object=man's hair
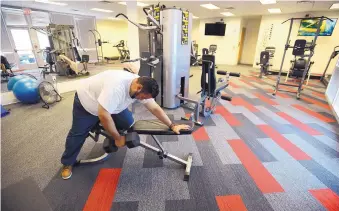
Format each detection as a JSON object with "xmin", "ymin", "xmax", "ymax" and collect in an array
[{"xmin": 137, "ymin": 77, "xmax": 159, "ymax": 98}]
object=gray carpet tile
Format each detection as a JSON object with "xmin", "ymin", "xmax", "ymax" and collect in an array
[
  {"xmin": 2, "ymin": 177, "xmax": 53, "ymax": 211},
  {"xmin": 313, "ymin": 135, "xmax": 339, "ymax": 152},
  {"xmin": 232, "ymin": 113, "xmax": 277, "ymax": 162},
  {"xmin": 264, "ymin": 190, "xmax": 326, "ymax": 211},
  {"xmin": 299, "ymin": 160, "xmax": 339, "ymax": 195}
]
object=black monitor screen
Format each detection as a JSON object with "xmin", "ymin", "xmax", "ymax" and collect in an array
[{"xmin": 205, "ymin": 23, "xmax": 226, "ymax": 36}]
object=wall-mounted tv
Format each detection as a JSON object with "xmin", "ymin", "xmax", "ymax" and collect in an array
[
  {"xmin": 298, "ymin": 18, "xmax": 337, "ymax": 36},
  {"xmin": 205, "ymin": 23, "xmax": 226, "ymax": 36}
]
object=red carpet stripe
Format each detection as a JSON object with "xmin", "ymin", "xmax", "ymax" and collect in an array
[
  {"xmin": 258, "ymin": 125, "xmax": 311, "ymax": 160},
  {"xmin": 192, "ymin": 126, "xmax": 210, "ymax": 141},
  {"xmin": 228, "ymin": 139, "xmax": 284, "ymax": 193},
  {"xmin": 229, "ymin": 81, "xmax": 240, "ymax": 88},
  {"xmin": 231, "ymin": 97, "xmax": 258, "ymax": 112},
  {"xmin": 302, "ymin": 96, "xmax": 331, "ymax": 110},
  {"xmin": 277, "ymin": 112, "xmax": 322, "ymax": 135},
  {"xmin": 292, "ymin": 104, "xmax": 335, "ymax": 123},
  {"xmin": 215, "ymin": 106, "xmax": 241, "ymax": 126},
  {"xmin": 309, "ymin": 189, "xmax": 339, "ymax": 211},
  {"xmin": 83, "ymin": 168, "xmax": 122, "ymax": 211},
  {"xmin": 216, "ymin": 195, "xmax": 248, "ymax": 211},
  {"xmin": 239, "ymin": 78, "xmax": 255, "ymax": 88},
  {"xmin": 312, "ymin": 91, "xmax": 326, "ymax": 99},
  {"xmin": 254, "ymin": 93, "xmax": 278, "ymax": 105}
]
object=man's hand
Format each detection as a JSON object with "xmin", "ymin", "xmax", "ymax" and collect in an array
[
  {"xmin": 171, "ymin": 124, "xmax": 191, "ymax": 134},
  {"xmin": 115, "ymin": 136, "xmax": 126, "ymax": 147}
]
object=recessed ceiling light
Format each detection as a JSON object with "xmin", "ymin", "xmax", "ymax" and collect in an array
[
  {"xmin": 35, "ymin": 0, "xmax": 67, "ymax": 6},
  {"xmin": 200, "ymin": 4, "xmax": 220, "ymax": 10},
  {"xmin": 268, "ymin": 8, "xmax": 281, "ymax": 13},
  {"xmin": 260, "ymin": 0, "xmax": 277, "ymax": 5},
  {"xmin": 118, "ymin": 2, "xmax": 149, "ymax": 7},
  {"xmin": 221, "ymin": 12, "xmax": 234, "ymax": 16},
  {"xmin": 330, "ymin": 3, "xmax": 339, "ymax": 9},
  {"xmin": 91, "ymin": 8, "xmax": 113, "ymax": 13},
  {"xmin": 192, "ymin": 15, "xmax": 199, "ymax": 19}
]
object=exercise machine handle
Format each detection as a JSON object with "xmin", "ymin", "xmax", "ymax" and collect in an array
[
  {"xmin": 217, "ymin": 70, "xmax": 227, "ymax": 75},
  {"xmin": 221, "ymin": 95, "xmax": 232, "ymax": 101},
  {"xmin": 121, "ymin": 58, "xmax": 147, "ymax": 63},
  {"xmin": 229, "ymin": 72, "xmax": 241, "ymax": 77},
  {"xmin": 143, "ymin": 8, "xmax": 149, "ymax": 16},
  {"xmin": 115, "ymin": 13, "xmax": 159, "ymax": 31}
]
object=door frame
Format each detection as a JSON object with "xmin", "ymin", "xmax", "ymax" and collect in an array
[{"xmin": 237, "ymin": 27, "xmax": 246, "ymax": 64}]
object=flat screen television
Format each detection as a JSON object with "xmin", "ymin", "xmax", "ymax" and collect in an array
[
  {"xmin": 205, "ymin": 23, "xmax": 226, "ymax": 36},
  {"xmin": 298, "ymin": 18, "xmax": 337, "ymax": 36}
]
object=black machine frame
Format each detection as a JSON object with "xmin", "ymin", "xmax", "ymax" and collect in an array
[
  {"xmin": 273, "ymin": 16, "xmax": 334, "ymax": 99},
  {"xmin": 320, "ymin": 45, "xmax": 339, "ymax": 86}
]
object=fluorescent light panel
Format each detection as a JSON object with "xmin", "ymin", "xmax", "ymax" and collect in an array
[
  {"xmin": 260, "ymin": 0, "xmax": 276, "ymax": 5},
  {"xmin": 221, "ymin": 12, "xmax": 234, "ymax": 16},
  {"xmin": 330, "ymin": 3, "xmax": 339, "ymax": 9},
  {"xmin": 268, "ymin": 8, "xmax": 281, "ymax": 13},
  {"xmin": 35, "ymin": 0, "xmax": 67, "ymax": 6},
  {"xmin": 91, "ymin": 8, "xmax": 113, "ymax": 13},
  {"xmin": 192, "ymin": 15, "xmax": 199, "ymax": 19},
  {"xmin": 200, "ymin": 4, "xmax": 220, "ymax": 10},
  {"xmin": 118, "ymin": 2, "xmax": 149, "ymax": 7}
]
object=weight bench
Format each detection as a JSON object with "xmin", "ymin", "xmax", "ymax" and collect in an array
[{"xmin": 78, "ymin": 119, "xmax": 194, "ymax": 181}]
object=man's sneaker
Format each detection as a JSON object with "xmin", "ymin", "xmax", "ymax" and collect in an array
[{"xmin": 61, "ymin": 165, "xmax": 72, "ymax": 180}]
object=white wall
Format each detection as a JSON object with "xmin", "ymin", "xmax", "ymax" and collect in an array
[
  {"xmin": 254, "ymin": 11, "xmax": 339, "ymax": 75},
  {"xmin": 196, "ymin": 17, "xmax": 242, "ymax": 65},
  {"xmin": 96, "ymin": 20, "xmax": 128, "ymax": 58},
  {"xmin": 240, "ymin": 17, "xmax": 261, "ymax": 65},
  {"xmin": 192, "ymin": 19, "xmax": 200, "ymax": 42}
]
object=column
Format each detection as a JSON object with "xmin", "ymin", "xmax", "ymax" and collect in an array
[{"xmin": 126, "ymin": 1, "xmax": 140, "ymax": 69}]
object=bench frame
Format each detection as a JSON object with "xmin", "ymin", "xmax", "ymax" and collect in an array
[{"xmin": 77, "ymin": 122, "xmax": 193, "ymax": 181}]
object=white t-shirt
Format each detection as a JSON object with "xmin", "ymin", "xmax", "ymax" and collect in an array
[{"xmin": 77, "ymin": 70, "xmax": 154, "ymax": 116}]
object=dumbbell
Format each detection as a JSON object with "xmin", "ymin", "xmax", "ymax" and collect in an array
[
  {"xmin": 125, "ymin": 132, "xmax": 141, "ymax": 148},
  {"xmin": 103, "ymin": 138, "xmax": 118, "ymax": 153}
]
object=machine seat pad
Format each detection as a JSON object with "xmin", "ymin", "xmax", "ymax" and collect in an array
[{"xmin": 129, "ymin": 120, "xmax": 194, "ymax": 135}]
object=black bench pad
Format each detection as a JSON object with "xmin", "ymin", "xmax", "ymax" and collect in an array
[{"xmin": 128, "ymin": 120, "xmax": 194, "ymax": 135}]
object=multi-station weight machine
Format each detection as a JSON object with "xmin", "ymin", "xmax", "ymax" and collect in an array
[
  {"xmin": 33, "ymin": 24, "xmax": 89, "ymax": 78},
  {"xmin": 116, "ymin": 4, "xmax": 239, "ymax": 126},
  {"xmin": 273, "ymin": 16, "xmax": 333, "ymax": 99}
]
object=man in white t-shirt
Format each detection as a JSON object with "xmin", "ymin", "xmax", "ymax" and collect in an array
[{"xmin": 61, "ymin": 70, "xmax": 190, "ymax": 179}]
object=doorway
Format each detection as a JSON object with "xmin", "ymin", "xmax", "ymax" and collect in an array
[{"xmin": 237, "ymin": 27, "xmax": 246, "ymax": 64}]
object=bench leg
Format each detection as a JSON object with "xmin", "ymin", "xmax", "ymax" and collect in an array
[
  {"xmin": 76, "ymin": 153, "xmax": 110, "ymax": 165},
  {"xmin": 139, "ymin": 141, "xmax": 193, "ymax": 181}
]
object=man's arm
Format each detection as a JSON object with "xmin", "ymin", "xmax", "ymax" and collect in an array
[
  {"xmin": 98, "ymin": 104, "xmax": 125, "ymax": 147},
  {"xmin": 143, "ymin": 100, "xmax": 172, "ymax": 127},
  {"xmin": 143, "ymin": 100, "xmax": 191, "ymax": 134}
]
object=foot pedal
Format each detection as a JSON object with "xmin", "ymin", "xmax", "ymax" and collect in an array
[{"xmin": 184, "ymin": 153, "xmax": 193, "ymax": 181}]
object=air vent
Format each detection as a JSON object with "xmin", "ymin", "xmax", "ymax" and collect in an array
[
  {"xmin": 72, "ymin": 9, "xmax": 79, "ymax": 11},
  {"xmin": 100, "ymin": 0, "xmax": 114, "ymax": 4},
  {"xmin": 297, "ymin": 1, "xmax": 314, "ymax": 4},
  {"xmin": 224, "ymin": 7, "xmax": 235, "ymax": 10}
]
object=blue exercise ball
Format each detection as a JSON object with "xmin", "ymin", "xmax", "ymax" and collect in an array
[
  {"xmin": 12, "ymin": 78, "xmax": 40, "ymax": 104},
  {"xmin": 7, "ymin": 75, "xmax": 28, "ymax": 91}
]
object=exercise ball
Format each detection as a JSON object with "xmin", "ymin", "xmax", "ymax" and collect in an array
[
  {"xmin": 7, "ymin": 75, "xmax": 28, "ymax": 91},
  {"xmin": 12, "ymin": 78, "xmax": 40, "ymax": 104}
]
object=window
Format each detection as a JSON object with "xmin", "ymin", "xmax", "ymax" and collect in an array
[{"xmin": 2, "ymin": 8, "xmax": 27, "ymax": 26}]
